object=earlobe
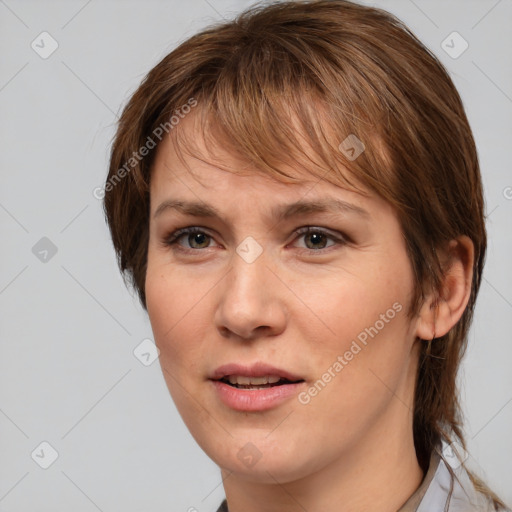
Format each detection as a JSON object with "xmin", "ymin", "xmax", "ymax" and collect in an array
[{"xmin": 415, "ymin": 236, "xmax": 474, "ymax": 340}]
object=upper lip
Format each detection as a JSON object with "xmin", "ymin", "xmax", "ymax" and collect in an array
[{"xmin": 210, "ymin": 362, "xmax": 304, "ymax": 382}]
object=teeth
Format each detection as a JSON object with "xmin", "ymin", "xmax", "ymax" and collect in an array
[{"xmin": 227, "ymin": 375, "xmax": 281, "ymax": 385}]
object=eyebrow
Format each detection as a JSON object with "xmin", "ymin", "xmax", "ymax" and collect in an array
[{"xmin": 153, "ymin": 198, "xmax": 369, "ymax": 221}]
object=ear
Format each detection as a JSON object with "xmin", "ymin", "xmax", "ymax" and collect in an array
[{"xmin": 415, "ymin": 236, "xmax": 474, "ymax": 340}]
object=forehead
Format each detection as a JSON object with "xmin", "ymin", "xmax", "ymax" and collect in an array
[
  {"xmin": 148, "ymin": 126, "xmax": 387, "ymax": 229},
  {"xmin": 150, "ymin": 132, "xmax": 369, "ymax": 213}
]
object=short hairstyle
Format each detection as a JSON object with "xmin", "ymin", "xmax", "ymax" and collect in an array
[{"xmin": 103, "ymin": 0, "xmax": 502, "ymax": 506}]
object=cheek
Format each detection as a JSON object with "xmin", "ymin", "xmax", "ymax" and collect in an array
[
  {"xmin": 295, "ymin": 251, "xmax": 413, "ymax": 347},
  {"xmin": 145, "ymin": 267, "xmax": 200, "ymax": 362},
  {"xmin": 145, "ymin": 268, "xmax": 210, "ymax": 415},
  {"xmin": 296, "ymin": 250, "xmax": 416, "ymax": 403}
]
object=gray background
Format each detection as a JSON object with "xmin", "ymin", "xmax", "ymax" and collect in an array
[{"xmin": 1, "ymin": 0, "xmax": 511, "ymax": 510}]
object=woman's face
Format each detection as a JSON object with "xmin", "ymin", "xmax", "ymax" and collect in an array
[{"xmin": 145, "ymin": 127, "xmax": 422, "ymax": 483}]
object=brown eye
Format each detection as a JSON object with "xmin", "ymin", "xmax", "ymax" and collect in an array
[
  {"xmin": 293, "ymin": 227, "xmax": 343, "ymax": 251},
  {"xmin": 304, "ymin": 231, "xmax": 329, "ymax": 250},
  {"xmin": 164, "ymin": 227, "xmax": 215, "ymax": 250},
  {"xmin": 186, "ymin": 232, "xmax": 211, "ymax": 249}
]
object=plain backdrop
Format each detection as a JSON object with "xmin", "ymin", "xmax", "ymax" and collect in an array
[{"xmin": 1, "ymin": 0, "xmax": 511, "ymax": 510}]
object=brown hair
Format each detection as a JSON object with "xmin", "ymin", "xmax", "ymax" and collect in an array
[{"xmin": 104, "ymin": 0, "xmax": 505, "ymax": 507}]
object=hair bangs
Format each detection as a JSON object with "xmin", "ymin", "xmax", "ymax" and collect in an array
[{"xmin": 158, "ymin": 30, "xmax": 397, "ymax": 203}]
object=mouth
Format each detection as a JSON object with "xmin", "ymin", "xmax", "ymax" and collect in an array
[
  {"xmin": 209, "ymin": 362, "xmax": 306, "ymax": 411},
  {"xmin": 216, "ymin": 375, "xmax": 305, "ymax": 390}
]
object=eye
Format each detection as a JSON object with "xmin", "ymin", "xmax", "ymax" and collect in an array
[
  {"xmin": 162, "ymin": 226, "xmax": 347, "ymax": 254},
  {"xmin": 163, "ymin": 227, "xmax": 216, "ymax": 251},
  {"xmin": 292, "ymin": 227, "xmax": 346, "ymax": 251}
]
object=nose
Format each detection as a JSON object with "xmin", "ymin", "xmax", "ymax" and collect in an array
[{"xmin": 214, "ymin": 249, "xmax": 287, "ymax": 341}]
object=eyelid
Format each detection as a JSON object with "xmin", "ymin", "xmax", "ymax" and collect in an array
[
  {"xmin": 162, "ymin": 226, "xmax": 219, "ymax": 248},
  {"xmin": 292, "ymin": 226, "xmax": 346, "ymax": 241}
]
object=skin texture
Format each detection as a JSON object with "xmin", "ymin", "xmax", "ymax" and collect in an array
[{"xmin": 144, "ymin": 115, "xmax": 473, "ymax": 512}]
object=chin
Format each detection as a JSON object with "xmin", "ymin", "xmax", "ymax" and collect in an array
[{"xmin": 203, "ymin": 436, "xmax": 318, "ymax": 484}]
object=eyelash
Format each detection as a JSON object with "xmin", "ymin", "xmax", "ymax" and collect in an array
[{"xmin": 162, "ymin": 226, "xmax": 348, "ymax": 254}]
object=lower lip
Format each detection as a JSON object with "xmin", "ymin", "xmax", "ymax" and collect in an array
[{"xmin": 210, "ymin": 380, "xmax": 305, "ymax": 412}]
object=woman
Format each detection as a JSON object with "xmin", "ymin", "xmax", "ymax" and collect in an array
[{"xmin": 103, "ymin": 1, "xmax": 510, "ymax": 510}]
